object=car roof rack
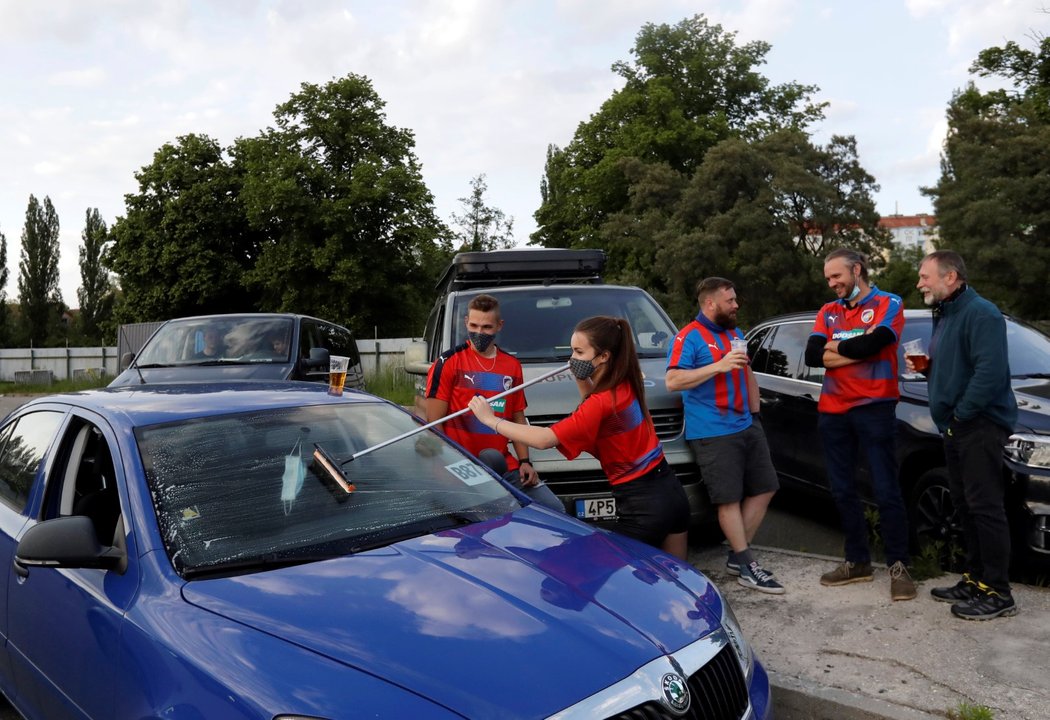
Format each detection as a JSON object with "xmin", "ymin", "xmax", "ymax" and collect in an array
[{"xmin": 436, "ymin": 249, "xmax": 607, "ymax": 292}]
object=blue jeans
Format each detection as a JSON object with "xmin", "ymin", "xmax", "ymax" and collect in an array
[
  {"xmin": 818, "ymin": 401, "xmax": 909, "ymax": 565},
  {"xmin": 506, "ymin": 469, "xmax": 565, "ymax": 513}
]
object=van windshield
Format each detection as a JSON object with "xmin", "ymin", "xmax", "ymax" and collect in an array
[
  {"xmin": 137, "ymin": 317, "xmax": 296, "ymax": 366},
  {"xmin": 453, "ymin": 287, "xmax": 678, "ymax": 361}
]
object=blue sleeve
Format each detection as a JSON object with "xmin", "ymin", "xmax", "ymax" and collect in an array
[{"xmin": 954, "ymin": 307, "xmax": 1010, "ymax": 422}]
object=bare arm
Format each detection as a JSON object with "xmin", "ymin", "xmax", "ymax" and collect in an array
[
  {"xmin": 747, "ymin": 367, "xmax": 761, "ymax": 413},
  {"xmin": 469, "ymin": 396, "xmax": 559, "ymax": 449},
  {"xmin": 665, "ymin": 350, "xmax": 748, "ymax": 392},
  {"xmin": 424, "ymin": 397, "xmax": 450, "ymax": 423},
  {"xmin": 822, "ymin": 341, "xmax": 860, "ymax": 368}
]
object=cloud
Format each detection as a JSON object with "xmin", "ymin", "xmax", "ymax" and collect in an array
[{"xmin": 47, "ymin": 66, "xmax": 106, "ymax": 88}]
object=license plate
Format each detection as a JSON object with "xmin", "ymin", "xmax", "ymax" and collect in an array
[{"xmin": 575, "ymin": 497, "xmax": 617, "ymax": 520}]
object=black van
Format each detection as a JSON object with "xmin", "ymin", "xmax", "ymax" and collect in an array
[{"xmin": 109, "ymin": 313, "xmax": 365, "ymax": 389}]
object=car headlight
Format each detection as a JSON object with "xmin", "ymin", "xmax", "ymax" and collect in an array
[
  {"xmin": 1006, "ymin": 433, "xmax": 1050, "ymax": 469},
  {"xmin": 719, "ymin": 593, "xmax": 754, "ymax": 682}
]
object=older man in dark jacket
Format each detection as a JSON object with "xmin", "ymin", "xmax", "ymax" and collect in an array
[{"xmin": 913, "ymin": 250, "xmax": 1018, "ymax": 620}]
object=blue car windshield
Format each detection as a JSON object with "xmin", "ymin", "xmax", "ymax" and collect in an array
[
  {"xmin": 136, "ymin": 402, "xmax": 519, "ymax": 578},
  {"xmin": 899, "ymin": 315, "xmax": 1050, "ymax": 378}
]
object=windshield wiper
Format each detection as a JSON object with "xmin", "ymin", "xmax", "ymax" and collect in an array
[
  {"xmin": 135, "ymin": 363, "xmax": 175, "ymax": 369},
  {"xmin": 1013, "ymin": 373, "xmax": 1050, "ymax": 379},
  {"xmin": 183, "ymin": 553, "xmax": 336, "ymax": 580},
  {"xmin": 190, "ymin": 359, "xmax": 250, "ymax": 366}
]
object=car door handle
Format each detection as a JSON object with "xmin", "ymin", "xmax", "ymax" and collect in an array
[{"xmin": 13, "ymin": 558, "xmax": 29, "ymax": 579}]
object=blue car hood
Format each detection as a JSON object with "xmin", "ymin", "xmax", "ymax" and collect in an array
[
  {"xmin": 110, "ymin": 364, "xmax": 292, "ymax": 386},
  {"xmin": 181, "ymin": 513, "xmax": 724, "ymax": 718}
]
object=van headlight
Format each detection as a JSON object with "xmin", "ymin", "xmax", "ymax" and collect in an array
[
  {"xmin": 1006, "ymin": 434, "xmax": 1050, "ymax": 469},
  {"xmin": 720, "ymin": 596, "xmax": 754, "ymax": 681}
]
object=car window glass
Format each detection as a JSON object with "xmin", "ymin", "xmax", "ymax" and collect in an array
[
  {"xmin": 315, "ymin": 322, "xmax": 361, "ymax": 365},
  {"xmin": 0, "ymin": 411, "xmax": 65, "ymax": 511},
  {"xmin": 137, "ymin": 317, "xmax": 295, "ymax": 365},
  {"xmin": 44, "ymin": 420, "xmax": 122, "ymax": 544},
  {"xmin": 455, "ymin": 287, "xmax": 678, "ymax": 361},
  {"xmin": 762, "ymin": 322, "xmax": 811, "ymax": 380},
  {"xmin": 747, "ymin": 327, "xmax": 772, "ymax": 373},
  {"xmin": 1004, "ymin": 319, "xmax": 1050, "ymax": 377},
  {"xmin": 137, "ymin": 402, "xmax": 519, "ymax": 577}
]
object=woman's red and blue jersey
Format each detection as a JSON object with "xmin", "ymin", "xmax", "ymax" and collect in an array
[
  {"xmin": 810, "ymin": 287, "xmax": 904, "ymax": 414},
  {"xmin": 666, "ymin": 314, "xmax": 751, "ymax": 439},
  {"xmin": 551, "ymin": 382, "xmax": 664, "ymax": 485},
  {"xmin": 424, "ymin": 343, "xmax": 526, "ymax": 469}
]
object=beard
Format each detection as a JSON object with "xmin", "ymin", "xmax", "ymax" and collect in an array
[
  {"xmin": 714, "ymin": 310, "xmax": 737, "ymax": 329},
  {"xmin": 922, "ymin": 291, "xmax": 937, "ymax": 307}
]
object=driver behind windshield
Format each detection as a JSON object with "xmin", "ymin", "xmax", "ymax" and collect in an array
[{"xmin": 194, "ymin": 327, "xmax": 224, "ymax": 359}]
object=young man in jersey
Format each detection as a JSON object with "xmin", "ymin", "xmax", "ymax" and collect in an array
[
  {"xmin": 666, "ymin": 277, "xmax": 784, "ymax": 594},
  {"xmin": 424, "ymin": 293, "xmax": 563, "ymax": 512},
  {"xmin": 805, "ymin": 248, "xmax": 916, "ymax": 601}
]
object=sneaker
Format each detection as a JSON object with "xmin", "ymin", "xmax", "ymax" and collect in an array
[
  {"xmin": 820, "ymin": 561, "xmax": 874, "ymax": 586},
  {"xmin": 889, "ymin": 561, "xmax": 917, "ymax": 601},
  {"xmin": 726, "ymin": 558, "xmax": 740, "ymax": 576},
  {"xmin": 737, "ymin": 561, "xmax": 785, "ymax": 595},
  {"xmin": 931, "ymin": 573, "xmax": 978, "ymax": 603},
  {"xmin": 950, "ymin": 584, "xmax": 1018, "ymax": 620}
]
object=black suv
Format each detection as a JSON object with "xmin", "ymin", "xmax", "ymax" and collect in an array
[{"xmin": 746, "ymin": 309, "xmax": 1050, "ymax": 570}]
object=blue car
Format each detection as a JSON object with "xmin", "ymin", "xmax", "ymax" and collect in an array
[{"xmin": 0, "ymin": 383, "xmax": 770, "ymax": 719}]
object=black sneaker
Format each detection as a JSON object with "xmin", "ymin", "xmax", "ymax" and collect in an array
[
  {"xmin": 737, "ymin": 561, "xmax": 785, "ymax": 595},
  {"xmin": 950, "ymin": 584, "xmax": 1018, "ymax": 621},
  {"xmin": 726, "ymin": 556, "xmax": 740, "ymax": 576},
  {"xmin": 931, "ymin": 573, "xmax": 977, "ymax": 604}
]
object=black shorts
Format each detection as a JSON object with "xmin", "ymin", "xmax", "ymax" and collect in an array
[
  {"xmin": 609, "ymin": 459, "xmax": 690, "ymax": 548},
  {"xmin": 689, "ymin": 423, "xmax": 779, "ymax": 505}
]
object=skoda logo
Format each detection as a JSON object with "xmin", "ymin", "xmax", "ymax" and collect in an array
[{"xmin": 661, "ymin": 672, "xmax": 691, "ymax": 715}]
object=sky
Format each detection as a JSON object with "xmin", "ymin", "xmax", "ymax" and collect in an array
[{"xmin": 1, "ymin": 0, "xmax": 1045, "ymax": 309}]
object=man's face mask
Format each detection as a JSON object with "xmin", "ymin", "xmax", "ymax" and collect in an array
[
  {"xmin": 569, "ymin": 357, "xmax": 597, "ymax": 380},
  {"xmin": 469, "ymin": 331, "xmax": 497, "ymax": 353}
]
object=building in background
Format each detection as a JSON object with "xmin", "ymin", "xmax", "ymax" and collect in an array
[{"xmin": 879, "ymin": 213, "xmax": 938, "ymax": 253}]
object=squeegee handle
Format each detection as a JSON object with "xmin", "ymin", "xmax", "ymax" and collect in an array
[{"xmin": 348, "ymin": 362, "xmax": 571, "ymax": 462}]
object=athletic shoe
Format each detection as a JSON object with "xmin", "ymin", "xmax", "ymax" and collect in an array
[
  {"xmin": 889, "ymin": 561, "xmax": 917, "ymax": 601},
  {"xmin": 820, "ymin": 561, "xmax": 874, "ymax": 586},
  {"xmin": 950, "ymin": 584, "xmax": 1018, "ymax": 620},
  {"xmin": 930, "ymin": 573, "xmax": 978, "ymax": 603},
  {"xmin": 737, "ymin": 561, "xmax": 785, "ymax": 595},
  {"xmin": 726, "ymin": 558, "xmax": 740, "ymax": 576}
]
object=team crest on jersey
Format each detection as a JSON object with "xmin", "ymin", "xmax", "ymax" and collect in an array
[
  {"xmin": 503, "ymin": 375, "xmax": 513, "ymax": 391},
  {"xmin": 861, "ymin": 309, "xmax": 875, "ymax": 324}
]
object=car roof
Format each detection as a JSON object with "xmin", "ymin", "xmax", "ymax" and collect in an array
[
  {"xmin": 161, "ymin": 312, "xmax": 324, "ymax": 324},
  {"xmin": 20, "ymin": 382, "xmax": 384, "ymax": 428},
  {"xmin": 752, "ymin": 308, "xmax": 936, "ymax": 326}
]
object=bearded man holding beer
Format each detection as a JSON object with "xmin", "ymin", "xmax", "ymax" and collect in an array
[{"xmin": 803, "ymin": 248, "xmax": 916, "ymax": 602}]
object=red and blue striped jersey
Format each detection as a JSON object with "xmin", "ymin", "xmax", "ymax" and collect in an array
[
  {"xmin": 551, "ymin": 382, "xmax": 664, "ymax": 485},
  {"xmin": 424, "ymin": 343, "xmax": 526, "ymax": 469},
  {"xmin": 666, "ymin": 315, "xmax": 751, "ymax": 439},
  {"xmin": 811, "ymin": 287, "xmax": 904, "ymax": 414}
]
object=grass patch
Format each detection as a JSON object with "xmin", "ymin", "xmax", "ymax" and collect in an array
[
  {"xmin": 365, "ymin": 366, "xmax": 419, "ymax": 407},
  {"xmin": 0, "ymin": 376, "xmax": 109, "ymax": 395},
  {"xmin": 947, "ymin": 702, "xmax": 995, "ymax": 720}
]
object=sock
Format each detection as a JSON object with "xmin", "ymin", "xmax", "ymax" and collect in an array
[{"xmin": 731, "ymin": 548, "xmax": 755, "ymax": 567}]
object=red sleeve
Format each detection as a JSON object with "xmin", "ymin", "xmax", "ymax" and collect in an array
[
  {"xmin": 551, "ymin": 392, "xmax": 607, "ymax": 461},
  {"xmin": 425, "ymin": 354, "xmax": 456, "ymax": 403},
  {"xmin": 812, "ymin": 305, "xmax": 829, "ymax": 339}
]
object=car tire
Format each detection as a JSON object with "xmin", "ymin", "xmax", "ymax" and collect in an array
[{"xmin": 908, "ymin": 467, "xmax": 966, "ymax": 571}]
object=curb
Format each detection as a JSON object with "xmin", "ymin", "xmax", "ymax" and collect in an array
[{"xmin": 769, "ymin": 671, "xmax": 939, "ymax": 720}]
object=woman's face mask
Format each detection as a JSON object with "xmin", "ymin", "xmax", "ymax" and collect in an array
[{"xmin": 569, "ymin": 357, "xmax": 596, "ymax": 380}]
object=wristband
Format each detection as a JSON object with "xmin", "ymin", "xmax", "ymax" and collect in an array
[{"xmin": 519, "ymin": 459, "xmax": 532, "ymax": 466}]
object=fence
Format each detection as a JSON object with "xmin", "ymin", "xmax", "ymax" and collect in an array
[{"xmin": 0, "ymin": 338, "xmax": 418, "ymax": 385}]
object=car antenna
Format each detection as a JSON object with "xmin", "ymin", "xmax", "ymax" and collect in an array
[{"xmin": 336, "ymin": 363, "xmax": 570, "ymax": 479}]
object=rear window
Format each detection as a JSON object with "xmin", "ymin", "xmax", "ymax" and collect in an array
[{"xmin": 452, "ymin": 287, "xmax": 678, "ymax": 361}]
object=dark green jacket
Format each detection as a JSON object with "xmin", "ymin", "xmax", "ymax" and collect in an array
[{"xmin": 927, "ymin": 286, "xmax": 1017, "ymax": 433}]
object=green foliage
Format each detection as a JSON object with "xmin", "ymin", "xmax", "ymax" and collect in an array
[
  {"xmin": 17, "ymin": 195, "xmax": 64, "ymax": 346},
  {"xmin": 924, "ymin": 36, "xmax": 1050, "ymax": 320},
  {"xmin": 76, "ymin": 208, "xmax": 116, "ymax": 344},
  {"xmin": 365, "ymin": 365, "xmax": 418, "ymax": 407},
  {"xmin": 450, "ymin": 174, "xmax": 515, "ymax": 252},
  {"xmin": 108, "ymin": 134, "xmax": 263, "ymax": 323},
  {"xmin": 874, "ymin": 243, "xmax": 927, "ymax": 309},
  {"xmin": 947, "ymin": 702, "xmax": 995, "ymax": 720},
  {"xmin": 235, "ymin": 74, "xmax": 452, "ymax": 337},
  {"xmin": 533, "ymin": 14, "xmax": 825, "ymax": 264},
  {"xmin": 0, "ymin": 225, "xmax": 8, "ymax": 345}
]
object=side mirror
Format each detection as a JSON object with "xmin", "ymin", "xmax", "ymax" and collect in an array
[
  {"xmin": 404, "ymin": 340, "xmax": 432, "ymax": 375},
  {"xmin": 120, "ymin": 352, "xmax": 135, "ymax": 370},
  {"xmin": 302, "ymin": 347, "xmax": 331, "ymax": 370},
  {"xmin": 15, "ymin": 516, "xmax": 125, "ymax": 573}
]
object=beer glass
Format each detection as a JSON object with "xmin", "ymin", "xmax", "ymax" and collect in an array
[
  {"xmin": 902, "ymin": 339, "xmax": 928, "ymax": 373},
  {"xmin": 328, "ymin": 355, "xmax": 350, "ymax": 395}
]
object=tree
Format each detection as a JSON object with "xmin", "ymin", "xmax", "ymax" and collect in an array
[
  {"xmin": 0, "ymin": 225, "xmax": 8, "ymax": 345},
  {"xmin": 874, "ymin": 242, "xmax": 926, "ymax": 309},
  {"xmin": 108, "ymin": 133, "xmax": 262, "ymax": 322},
  {"xmin": 533, "ymin": 14, "xmax": 825, "ymax": 267},
  {"xmin": 235, "ymin": 74, "xmax": 451, "ymax": 337},
  {"xmin": 17, "ymin": 195, "xmax": 63, "ymax": 346},
  {"xmin": 77, "ymin": 208, "xmax": 115, "ymax": 344},
  {"xmin": 923, "ymin": 35, "xmax": 1050, "ymax": 319},
  {"xmin": 450, "ymin": 174, "xmax": 515, "ymax": 251}
]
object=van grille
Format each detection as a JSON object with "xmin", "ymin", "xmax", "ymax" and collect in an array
[
  {"xmin": 602, "ymin": 645, "xmax": 748, "ymax": 720},
  {"xmin": 528, "ymin": 407, "xmax": 683, "ymax": 440}
]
